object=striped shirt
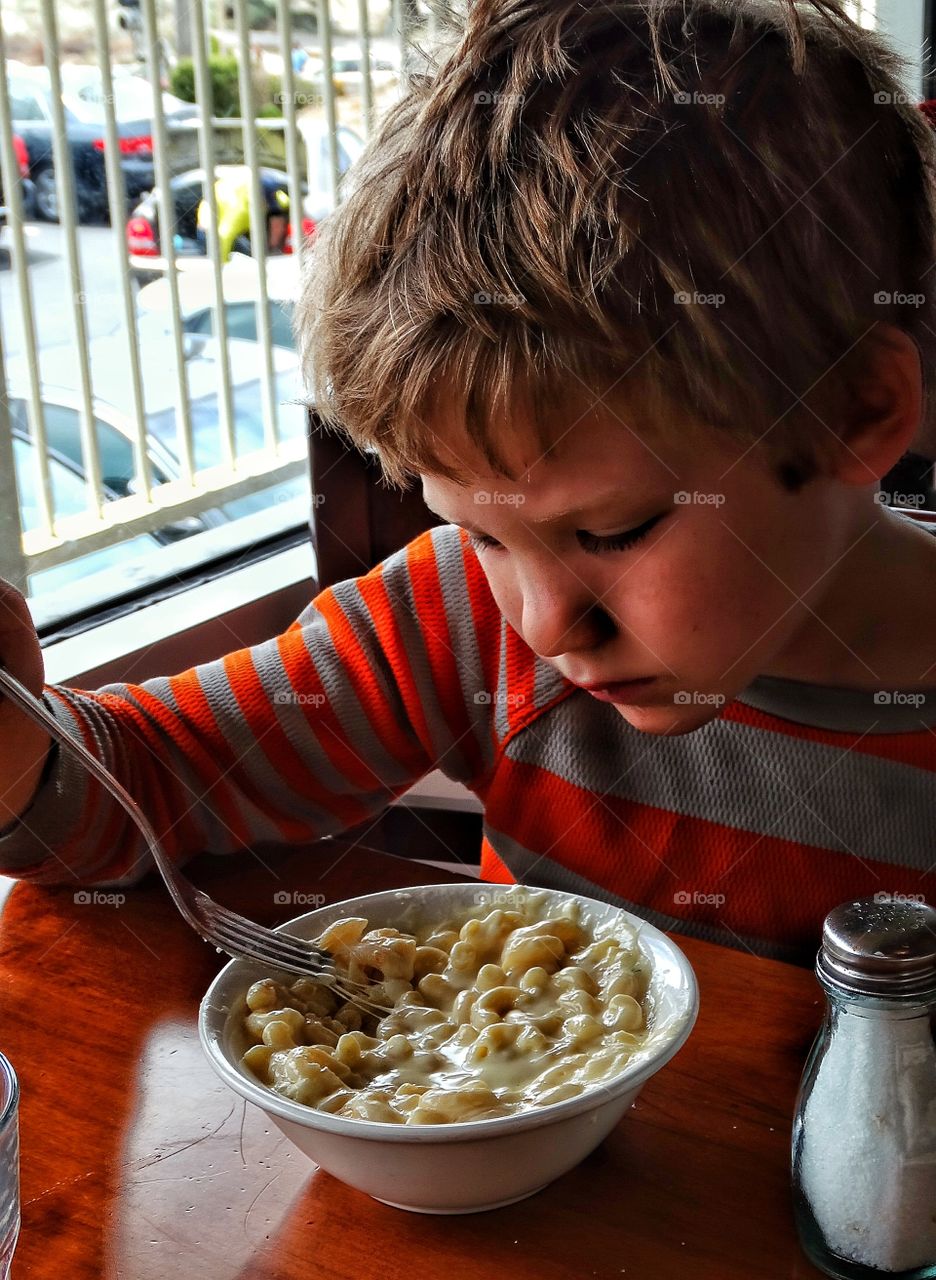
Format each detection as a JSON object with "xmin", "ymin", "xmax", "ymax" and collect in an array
[{"xmin": 3, "ymin": 523, "xmax": 935, "ymax": 965}]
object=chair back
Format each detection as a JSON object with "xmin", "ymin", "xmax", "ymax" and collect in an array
[{"xmin": 307, "ymin": 408, "xmax": 443, "ymax": 590}]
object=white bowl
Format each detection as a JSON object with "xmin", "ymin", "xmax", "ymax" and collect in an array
[{"xmin": 199, "ymin": 883, "xmax": 699, "ymax": 1214}]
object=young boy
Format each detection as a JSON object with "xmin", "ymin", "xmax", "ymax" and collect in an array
[{"xmin": 2, "ymin": 0, "xmax": 936, "ymax": 965}]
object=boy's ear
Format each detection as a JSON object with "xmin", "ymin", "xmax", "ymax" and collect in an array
[{"xmin": 828, "ymin": 324, "xmax": 923, "ymax": 487}]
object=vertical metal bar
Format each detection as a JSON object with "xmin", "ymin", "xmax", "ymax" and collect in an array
[
  {"xmin": 233, "ymin": 0, "xmax": 278, "ymax": 449},
  {"xmin": 38, "ymin": 0, "xmax": 104, "ymax": 518},
  {"xmin": 91, "ymin": 0, "xmax": 153, "ymax": 500},
  {"xmin": 275, "ymin": 0, "xmax": 306, "ymax": 267},
  {"xmin": 394, "ymin": 0, "xmax": 408, "ymax": 87},
  {"xmin": 319, "ymin": 0, "xmax": 341, "ymax": 206},
  {"xmin": 141, "ymin": 0, "xmax": 195, "ymax": 483},
  {"xmin": 357, "ymin": 0, "xmax": 374, "ymax": 138},
  {"xmin": 191, "ymin": 0, "xmax": 237, "ymax": 470},
  {"xmin": 0, "ymin": 318, "xmax": 28, "ymax": 591},
  {"xmin": 0, "ymin": 19, "xmax": 53, "ymax": 539}
]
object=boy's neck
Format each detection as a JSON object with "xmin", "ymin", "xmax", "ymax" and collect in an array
[{"xmin": 758, "ymin": 505, "xmax": 936, "ymax": 692}]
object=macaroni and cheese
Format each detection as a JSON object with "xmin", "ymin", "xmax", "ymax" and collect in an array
[{"xmin": 240, "ymin": 893, "xmax": 650, "ymax": 1124}]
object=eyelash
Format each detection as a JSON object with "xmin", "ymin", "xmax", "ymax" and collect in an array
[{"xmin": 466, "ymin": 515, "xmax": 663, "ymax": 555}]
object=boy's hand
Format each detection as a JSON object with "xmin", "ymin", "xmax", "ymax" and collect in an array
[{"xmin": 0, "ymin": 580, "xmax": 51, "ymax": 830}]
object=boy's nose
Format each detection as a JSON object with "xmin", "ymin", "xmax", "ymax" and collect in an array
[{"xmin": 521, "ymin": 584, "xmax": 617, "ymax": 660}]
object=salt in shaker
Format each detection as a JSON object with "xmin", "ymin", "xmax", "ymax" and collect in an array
[{"xmin": 792, "ymin": 896, "xmax": 936, "ymax": 1278}]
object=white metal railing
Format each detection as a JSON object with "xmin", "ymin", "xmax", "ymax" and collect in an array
[{"xmin": 0, "ymin": 0, "xmax": 448, "ymax": 600}]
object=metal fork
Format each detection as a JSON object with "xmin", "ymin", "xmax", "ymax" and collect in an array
[{"xmin": 0, "ymin": 665, "xmax": 388, "ymax": 1014}]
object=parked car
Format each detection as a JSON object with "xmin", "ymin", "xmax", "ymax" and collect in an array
[
  {"xmin": 7, "ymin": 62, "xmax": 197, "ymax": 222},
  {"xmin": 135, "ymin": 253, "xmax": 298, "ymax": 351},
  {"xmin": 126, "ymin": 165, "xmax": 305, "ymax": 286},
  {"xmin": 8, "ymin": 393, "xmax": 219, "ymax": 543},
  {"xmin": 125, "ymin": 121, "xmax": 363, "ymax": 285},
  {"xmin": 6, "ymin": 314, "xmax": 307, "ymax": 535},
  {"xmin": 329, "ymin": 45, "xmax": 399, "ymax": 93},
  {"xmin": 0, "ymin": 134, "xmax": 34, "ymax": 230},
  {"xmin": 300, "ymin": 117, "xmax": 364, "ymax": 227},
  {"xmin": 13, "ymin": 430, "xmax": 169, "ymax": 598}
]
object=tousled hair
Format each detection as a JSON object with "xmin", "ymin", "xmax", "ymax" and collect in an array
[{"xmin": 296, "ymin": 0, "xmax": 936, "ymax": 489}]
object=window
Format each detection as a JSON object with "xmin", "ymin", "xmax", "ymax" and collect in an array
[{"xmin": 0, "ymin": 0, "xmax": 429, "ymax": 624}]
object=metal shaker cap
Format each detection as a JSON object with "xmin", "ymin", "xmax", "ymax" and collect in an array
[{"xmin": 817, "ymin": 896, "xmax": 936, "ymax": 1000}]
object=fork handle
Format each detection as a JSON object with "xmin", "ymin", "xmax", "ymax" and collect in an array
[{"xmin": 0, "ymin": 664, "xmax": 191, "ymax": 920}]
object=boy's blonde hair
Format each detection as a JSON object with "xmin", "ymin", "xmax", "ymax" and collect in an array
[{"xmin": 297, "ymin": 0, "xmax": 936, "ymax": 488}]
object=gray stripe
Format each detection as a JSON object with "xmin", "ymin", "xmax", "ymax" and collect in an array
[
  {"xmin": 364, "ymin": 542, "xmax": 473, "ymax": 779},
  {"xmin": 178, "ymin": 660, "xmax": 303, "ymax": 847},
  {"xmin": 94, "ymin": 675, "xmax": 180, "ymax": 714},
  {"xmin": 484, "ymin": 824, "xmax": 803, "ymax": 964},
  {"xmin": 533, "ymin": 651, "xmax": 569, "ymax": 713},
  {"xmin": 52, "ymin": 689, "xmax": 135, "ymax": 881},
  {"xmin": 280, "ymin": 594, "xmax": 419, "ymax": 793},
  {"xmin": 430, "ymin": 525, "xmax": 499, "ymax": 770},
  {"xmin": 101, "ymin": 676, "xmax": 294, "ymax": 859},
  {"xmin": 737, "ymin": 673, "xmax": 936, "ymax": 733},
  {"xmin": 504, "ymin": 691, "xmax": 936, "ymax": 869},
  {"xmin": 226, "ymin": 640, "xmax": 370, "ymax": 823},
  {"xmin": 495, "ymin": 623, "xmax": 511, "ymax": 741},
  {"xmin": 251, "ymin": 633, "xmax": 369, "ymax": 798}
]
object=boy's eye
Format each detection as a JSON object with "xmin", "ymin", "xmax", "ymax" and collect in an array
[
  {"xmin": 577, "ymin": 513, "xmax": 663, "ymax": 554},
  {"xmin": 464, "ymin": 514, "xmax": 664, "ymax": 555},
  {"xmin": 465, "ymin": 531, "xmax": 502, "ymax": 552}
]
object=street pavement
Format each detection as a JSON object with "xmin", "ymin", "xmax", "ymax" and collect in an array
[{"xmin": 0, "ymin": 220, "xmax": 129, "ymax": 360}]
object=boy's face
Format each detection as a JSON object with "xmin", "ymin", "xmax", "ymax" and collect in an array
[{"xmin": 421, "ymin": 406, "xmax": 859, "ymax": 735}]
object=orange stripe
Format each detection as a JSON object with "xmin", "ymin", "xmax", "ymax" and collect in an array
[
  {"xmin": 350, "ymin": 570, "xmax": 439, "ymax": 773},
  {"xmin": 480, "ymin": 838, "xmax": 515, "ymax": 884},
  {"xmin": 483, "ymin": 756, "xmax": 936, "ymax": 953},
  {"xmin": 503, "ymin": 627, "xmax": 539, "ymax": 737},
  {"xmin": 130, "ymin": 671, "xmax": 254, "ymax": 850},
  {"xmin": 275, "ymin": 608, "xmax": 403, "ymax": 812},
  {"xmin": 405, "ymin": 535, "xmax": 485, "ymax": 780},
  {"xmin": 724, "ymin": 699, "xmax": 936, "ymax": 772},
  {"xmin": 222, "ymin": 647, "xmax": 370, "ymax": 837}
]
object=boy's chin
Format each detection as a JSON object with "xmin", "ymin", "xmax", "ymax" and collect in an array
[{"xmin": 611, "ymin": 698, "xmax": 728, "ymax": 736}]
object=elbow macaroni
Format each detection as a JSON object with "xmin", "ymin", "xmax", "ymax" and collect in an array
[{"xmin": 240, "ymin": 893, "xmax": 649, "ymax": 1125}]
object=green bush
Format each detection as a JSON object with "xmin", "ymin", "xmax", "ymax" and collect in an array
[
  {"xmin": 262, "ymin": 71, "xmax": 332, "ymax": 117},
  {"xmin": 169, "ymin": 53, "xmax": 242, "ymax": 117},
  {"xmin": 170, "ymin": 56, "xmax": 339, "ymax": 121}
]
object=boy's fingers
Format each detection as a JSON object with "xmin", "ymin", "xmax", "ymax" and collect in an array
[{"xmin": 0, "ymin": 579, "xmax": 44, "ymax": 700}]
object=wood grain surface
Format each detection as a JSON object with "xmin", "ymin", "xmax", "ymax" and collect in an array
[{"xmin": 0, "ymin": 837, "xmax": 828, "ymax": 1279}]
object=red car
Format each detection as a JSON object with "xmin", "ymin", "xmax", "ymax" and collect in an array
[{"xmin": 0, "ymin": 135, "xmax": 34, "ymax": 226}]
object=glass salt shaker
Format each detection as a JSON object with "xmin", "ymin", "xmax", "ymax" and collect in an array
[{"xmin": 792, "ymin": 896, "xmax": 936, "ymax": 1280}]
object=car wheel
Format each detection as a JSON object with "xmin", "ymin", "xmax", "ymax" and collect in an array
[{"xmin": 32, "ymin": 167, "xmax": 58, "ymax": 222}]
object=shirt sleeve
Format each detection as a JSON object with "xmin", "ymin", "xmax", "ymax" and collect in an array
[{"xmin": 0, "ymin": 525, "xmax": 503, "ymax": 887}]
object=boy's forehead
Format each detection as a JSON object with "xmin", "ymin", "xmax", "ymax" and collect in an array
[
  {"xmin": 420, "ymin": 407, "xmax": 677, "ymax": 520},
  {"xmin": 428, "ymin": 381, "xmax": 647, "ymax": 468}
]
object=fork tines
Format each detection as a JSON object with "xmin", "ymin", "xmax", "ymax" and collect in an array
[{"xmin": 203, "ymin": 901, "xmax": 391, "ymax": 1014}]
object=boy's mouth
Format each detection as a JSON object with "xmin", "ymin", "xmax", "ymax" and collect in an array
[{"xmin": 574, "ymin": 677, "xmax": 658, "ymax": 704}]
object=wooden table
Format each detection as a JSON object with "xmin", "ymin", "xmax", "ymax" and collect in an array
[{"xmin": 0, "ymin": 837, "xmax": 827, "ymax": 1279}]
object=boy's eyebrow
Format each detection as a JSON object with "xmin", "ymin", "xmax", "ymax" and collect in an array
[{"xmin": 424, "ymin": 489, "xmax": 642, "ymax": 527}]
